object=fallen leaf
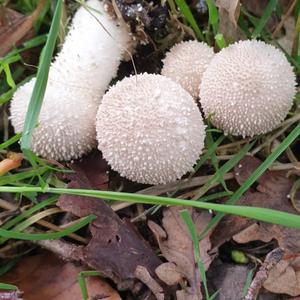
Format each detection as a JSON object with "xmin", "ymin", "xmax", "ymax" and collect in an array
[
  {"xmin": 155, "ymin": 262, "xmax": 182, "ymax": 286},
  {"xmin": 216, "ymin": 0, "xmax": 243, "ymax": 43},
  {"xmin": 149, "ymin": 207, "xmax": 212, "ymax": 299},
  {"xmin": 216, "ymin": 0, "xmax": 240, "ymax": 27},
  {"xmin": 0, "ymin": 251, "xmax": 121, "ymax": 300},
  {"xmin": 67, "ymin": 150, "xmax": 109, "ymax": 190},
  {"xmin": 0, "ymin": 1, "xmax": 46, "ymax": 56},
  {"xmin": 0, "ymin": 153, "xmax": 23, "ymax": 176},
  {"xmin": 211, "ymin": 156, "xmax": 300, "ymax": 297},
  {"xmin": 57, "ymin": 152, "xmax": 161, "ymax": 290},
  {"xmin": 263, "ymin": 257, "xmax": 300, "ymax": 296},
  {"xmin": 58, "ymin": 182, "xmax": 161, "ymax": 288},
  {"xmin": 212, "ymin": 156, "xmax": 300, "ymax": 253},
  {"xmin": 206, "ymin": 259, "xmax": 251, "ymax": 300}
]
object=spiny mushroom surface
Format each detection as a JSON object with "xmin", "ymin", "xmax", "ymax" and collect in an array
[
  {"xmin": 10, "ymin": 0, "xmax": 130, "ymax": 161},
  {"xmin": 96, "ymin": 73, "xmax": 206, "ymax": 185},
  {"xmin": 199, "ymin": 40, "xmax": 296, "ymax": 137},
  {"xmin": 161, "ymin": 40, "xmax": 214, "ymax": 98}
]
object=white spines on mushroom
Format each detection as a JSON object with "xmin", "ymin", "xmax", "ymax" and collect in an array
[
  {"xmin": 161, "ymin": 40, "xmax": 214, "ymax": 98},
  {"xmin": 199, "ymin": 40, "xmax": 297, "ymax": 137},
  {"xmin": 10, "ymin": 0, "xmax": 130, "ymax": 161},
  {"xmin": 96, "ymin": 73, "xmax": 206, "ymax": 185}
]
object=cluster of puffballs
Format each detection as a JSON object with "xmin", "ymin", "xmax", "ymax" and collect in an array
[{"xmin": 10, "ymin": 0, "xmax": 297, "ymax": 185}]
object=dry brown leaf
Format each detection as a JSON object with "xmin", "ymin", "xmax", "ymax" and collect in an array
[
  {"xmin": 212, "ymin": 156, "xmax": 300, "ymax": 253},
  {"xmin": 207, "ymin": 259, "xmax": 251, "ymax": 300},
  {"xmin": 155, "ymin": 262, "xmax": 182, "ymax": 286},
  {"xmin": 58, "ymin": 181, "xmax": 161, "ymax": 288},
  {"xmin": 149, "ymin": 207, "xmax": 212, "ymax": 299},
  {"xmin": 216, "ymin": 0, "xmax": 240, "ymax": 27},
  {"xmin": 263, "ymin": 257, "xmax": 300, "ymax": 296},
  {"xmin": 216, "ymin": 0, "xmax": 243, "ymax": 43},
  {"xmin": 0, "ymin": 252, "xmax": 121, "ymax": 300},
  {"xmin": 0, "ymin": 153, "xmax": 23, "ymax": 176},
  {"xmin": 0, "ymin": 1, "xmax": 46, "ymax": 56},
  {"xmin": 57, "ymin": 151, "xmax": 161, "ymax": 290}
]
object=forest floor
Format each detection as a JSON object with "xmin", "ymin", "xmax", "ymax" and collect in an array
[{"xmin": 0, "ymin": 0, "xmax": 299, "ymax": 299}]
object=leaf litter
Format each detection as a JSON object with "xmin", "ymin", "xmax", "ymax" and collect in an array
[
  {"xmin": 0, "ymin": 251, "xmax": 121, "ymax": 300},
  {"xmin": 148, "ymin": 206, "xmax": 213, "ymax": 299},
  {"xmin": 212, "ymin": 155, "xmax": 300, "ymax": 296},
  {"xmin": 1, "ymin": 0, "xmax": 300, "ymax": 299},
  {"xmin": 57, "ymin": 151, "xmax": 162, "ymax": 292}
]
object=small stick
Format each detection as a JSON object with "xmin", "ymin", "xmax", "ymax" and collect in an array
[{"xmin": 244, "ymin": 248, "xmax": 284, "ymax": 300}]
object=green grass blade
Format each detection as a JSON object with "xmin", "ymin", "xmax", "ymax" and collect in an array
[
  {"xmin": 205, "ymin": 0, "xmax": 219, "ymax": 34},
  {"xmin": 0, "ymin": 167, "xmax": 48, "ymax": 186},
  {"xmin": 0, "ymin": 133, "xmax": 21, "ymax": 150},
  {"xmin": 201, "ymin": 122, "xmax": 300, "ymax": 237},
  {"xmin": 192, "ymin": 134, "xmax": 225, "ymax": 175},
  {"xmin": 0, "ymin": 283, "xmax": 18, "ymax": 291},
  {"xmin": 0, "ymin": 214, "xmax": 96, "ymax": 241},
  {"xmin": 175, "ymin": 0, "xmax": 205, "ymax": 41},
  {"xmin": 205, "ymin": 131, "xmax": 229, "ymax": 192},
  {"xmin": 181, "ymin": 210, "xmax": 210, "ymax": 299},
  {"xmin": 0, "ymin": 186, "xmax": 299, "ymax": 228},
  {"xmin": 20, "ymin": 0, "xmax": 62, "ymax": 158},
  {"xmin": 252, "ymin": 0, "xmax": 278, "ymax": 38},
  {"xmin": 1, "ymin": 196, "xmax": 57, "ymax": 231},
  {"xmin": 78, "ymin": 271, "xmax": 101, "ymax": 300},
  {"xmin": 194, "ymin": 140, "xmax": 255, "ymax": 199}
]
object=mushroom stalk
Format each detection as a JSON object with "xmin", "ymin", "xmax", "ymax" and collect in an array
[{"xmin": 10, "ymin": 0, "xmax": 130, "ymax": 161}]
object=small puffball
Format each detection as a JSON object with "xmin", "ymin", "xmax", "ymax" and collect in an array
[
  {"xmin": 96, "ymin": 73, "xmax": 206, "ymax": 185},
  {"xmin": 199, "ymin": 40, "xmax": 297, "ymax": 137},
  {"xmin": 10, "ymin": 0, "xmax": 130, "ymax": 161},
  {"xmin": 161, "ymin": 40, "xmax": 214, "ymax": 98}
]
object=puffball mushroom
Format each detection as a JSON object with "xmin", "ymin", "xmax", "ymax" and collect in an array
[
  {"xmin": 200, "ymin": 40, "xmax": 297, "ymax": 137},
  {"xmin": 161, "ymin": 40, "xmax": 214, "ymax": 98},
  {"xmin": 96, "ymin": 73, "xmax": 206, "ymax": 185},
  {"xmin": 10, "ymin": 0, "xmax": 130, "ymax": 161}
]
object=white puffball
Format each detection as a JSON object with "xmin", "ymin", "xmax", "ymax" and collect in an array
[
  {"xmin": 200, "ymin": 40, "xmax": 297, "ymax": 137},
  {"xmin": 96, "ymin": 73, "xmax": 206, "ymax": 185},
  {"xmin": 162, "ymin": 40, "xmax": 214, "ymax": 98},
  {"xmin": 10, "ymin": 0, "xmax": 130, "ymax": 160}
]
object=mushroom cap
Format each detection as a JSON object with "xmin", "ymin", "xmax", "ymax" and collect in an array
[
  {"xmin": 11, "ymin": 79, "xmax": 98, "ymax": 160},
  {"xmin": 96, "ymin": 73, "xmax": 206, "ymax": 185},
  {"xmin": 10, "ymin": 0, "xmax": 130, "ymax": 161},
  {"xmin": 199, "ymin": 40, "xmax": 297, "ymax": 137},
  {"xmin": 161, "ymin": 40, "xmax": 214, "ymax": 98}
]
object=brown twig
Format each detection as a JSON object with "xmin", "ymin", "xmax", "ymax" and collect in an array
[{"xmin": 244, "ymin": 248, "xmax": 284, "ymax": 300}]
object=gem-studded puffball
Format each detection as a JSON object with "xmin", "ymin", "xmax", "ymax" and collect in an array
[
  {"xmin": 162, "ymin": 40, "xmax": 214, "ymax": 98},
  {"xmin": 10, "ymin": 0, "xmax": 130, "ymax": 161},
  {"xmin": 199, "ymin": 40, "xmax": 296, "ymax": 137},
  {"xmin": 96, "ymin": 73, "xmax": 206, "ymax": 185}
]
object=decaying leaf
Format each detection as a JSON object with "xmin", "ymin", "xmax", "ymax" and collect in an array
[
  {"xmin": 216, "ymin": 0, "xmax": 240, "ymax": 27},
  {"xmin": 57, "ymin": 151, "xmax": 161, "ymax": 290},
  {"xmin": 212, "ymin": 156, "xmax": 300, "ymax": 253},
  {"xmin": 148, "ymin": 206, "xmax": 212, "ymax": 299},
  {"xmin": 0, "ymin": 251, "xmax": 121, "ymax": 300},
  {"xmin": 207, "ymin": 259, "xmax": 251, "ymax": 300},
  {"xmin": 211, "ymin": 156, "xmax": 300, "ymax": 297},
  {"xmin": 155, "ymin": 262, "xmax": 182, "ymax": 286},
  {"xmin": 263, "ymin": 257, "xmax": 300, "ymax": 296},
  {"xmin": 0, "ymin": 1, "xmax": 46, "ymax": 56},
  {"xmin": 216, "ymin": 0, "xmax": 243, "ymax": 43}
]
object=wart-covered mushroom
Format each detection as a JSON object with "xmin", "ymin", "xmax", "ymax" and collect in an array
[
  {"xmin": 10, "ymin": 0, "xmax": 130, "ymax": 161},
  {"xmin": 96, "ymin": 73, "xmax": 206, "ymax": 185},
  {"xmin": 161, "ymin": 40, "xmax": 214, "ymax": 98},
  {"xmin": 199, "ymin": 40, "xmax": 297, "ymax": 137}
]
